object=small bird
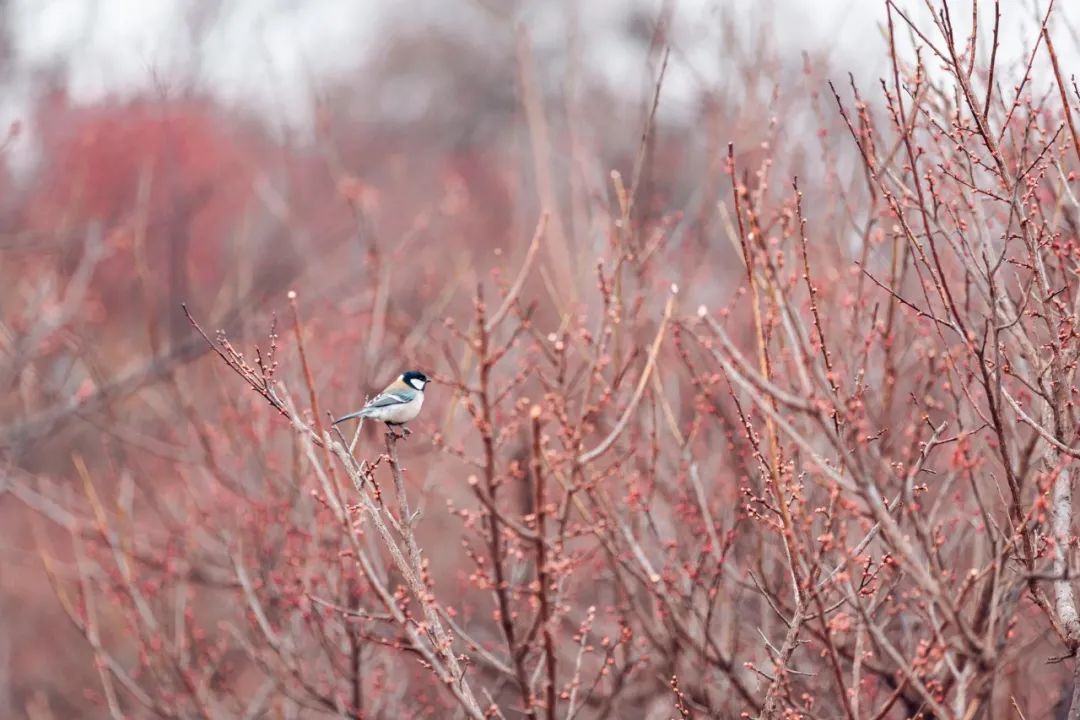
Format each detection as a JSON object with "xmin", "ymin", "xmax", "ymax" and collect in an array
[{"xmin": 332, "ymin": 370, "xmax": 430, "ymax": 435}]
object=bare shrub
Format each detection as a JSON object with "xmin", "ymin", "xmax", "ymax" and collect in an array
[{"xmin": 6, "ymin": 2, "xmax": 1080, "ymax": 718}]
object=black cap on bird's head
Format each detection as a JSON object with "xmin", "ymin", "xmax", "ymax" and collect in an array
[{"xmin": 402, "ymin": 370, "xmax": 430, "ymax": 390}]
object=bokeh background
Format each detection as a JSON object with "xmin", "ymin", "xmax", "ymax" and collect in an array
[{"xmin": 4, "ymin": 1, "xmax": 1080, "ymax": 717}]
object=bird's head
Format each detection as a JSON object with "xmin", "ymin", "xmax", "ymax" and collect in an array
[{"xmin": 401, "ymin": 370, "xmax": 430, "ymax": 391}]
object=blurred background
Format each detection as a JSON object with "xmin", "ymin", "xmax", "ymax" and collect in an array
[
  {"xmin": 0, "ymin": 0, "xmax": 892, "ymax": 157},
  {"xmin": 3, "ymin": 0, "xmax": 1080, "ymax": 717}
]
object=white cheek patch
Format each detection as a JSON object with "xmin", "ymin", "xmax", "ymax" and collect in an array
[{"xmin": 407, "ymin": 377, "xmax": 426, "ymax": 391}]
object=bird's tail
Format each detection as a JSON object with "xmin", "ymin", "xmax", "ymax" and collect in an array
[{"xmin": 331, "ymin": 408, "xmax": 371, "ymax": 425}]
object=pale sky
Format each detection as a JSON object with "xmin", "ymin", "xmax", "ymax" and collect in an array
[{"xmin": 1, "ymin": 0, "xmax": 1077, "ymax": 171}]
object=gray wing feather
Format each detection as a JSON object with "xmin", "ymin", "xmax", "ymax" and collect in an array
[
  {"xmin": 361, "ymin": 390, "xmax": 414, "ymax": 411},
  {"xmin": 332, "ymin": 390, "xmax": 414, "ymax": 424}
]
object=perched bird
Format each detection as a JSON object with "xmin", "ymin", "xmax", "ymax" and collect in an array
[{"xmin": 332, "ymin": 370, "xmax": 430, "ymax": 434}]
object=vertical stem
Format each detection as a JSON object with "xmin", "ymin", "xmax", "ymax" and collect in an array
[
  {"xmin": 1068, "ymin": 658, "xmax": 1080, "ymax": 720},
  {"xmin": 1043, "ymin": 26, "xmax": 1080, "ymax": 169},
  {"xmin": 382, "ymin": 431, "xmax": 486, "ymax": 719},
  {"xmin": 1053, "ymin": 465, "xmax": 1080, "ymax": 645},
  {"xmin": 531, "ymin": 407, "xmax": 557, "ymax": 720},
  {"xmin": 289, "ymin": 291, "xmax": 340, "ymax": 496},
  {"xmin": 349, "ymin": 617, "xmax": 363, "ymax": 719},
  {"xmin": 728, "ymin": 145, "xmax": 803, "ymax": 600},
  {"xmin": 759, "ymin": 603, "xmax": 806, "ymax": 719},
  {"xmin": 475, "ymin": 285, "xmax": 536, "ymax": 717}
]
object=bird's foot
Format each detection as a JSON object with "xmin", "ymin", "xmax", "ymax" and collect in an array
[{"xmin": 386, "ymin": 425, "xmax": 411, "ymax": 441}]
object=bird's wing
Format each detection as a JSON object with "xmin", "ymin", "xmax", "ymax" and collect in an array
[
  {"xmin": 364, "ymin": 390, "xmax": 414, "ymax": 409},
  {"xmin": 332, "ymin": 391, "xmax": 415, "ymax": 425}
]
